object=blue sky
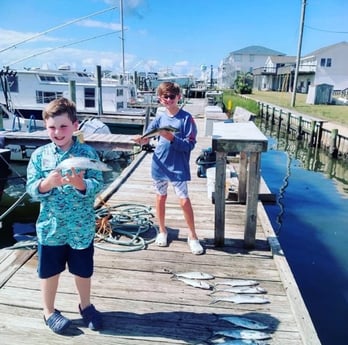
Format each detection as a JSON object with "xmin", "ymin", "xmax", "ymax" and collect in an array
[{"xmin": 0, "ymin": 0, "xmax": 347, "ymax": 77}]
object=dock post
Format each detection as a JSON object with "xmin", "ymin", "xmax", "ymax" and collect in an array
[
  {"xmin": 271, "ymin": 107, "xmax": 275, "ymax": 125},
  {"xmin": 214, "ymin": 151, "xmax": 227, "ymax": 247},
  {"xmin": 317, "ymin": 121, "xmax": 324, "ymax": 149},
  {"xmin": 296, "ymin": 116, "xmax": 303, "ymax": 140},
  {"xmin": 309, "ymin": 121, "xmax": 317, "ymax": 146},
  {"xmin": 329, "ymin": 129, "xmax": 338, "ymax": 158},
  {"xmin": 286, "ymin": 112, "xmax": 291, "ymax": 133}
]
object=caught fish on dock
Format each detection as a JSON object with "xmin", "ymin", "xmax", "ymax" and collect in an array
[
  {"xmin": 173, "ymin": 271, "xmax": 215, "ymax": 280},
  {"xmin": 219, "ymin": 316, "xmax": 269, "ymax": 330},
  {"xmin": 176, "ymin": 277, "xmax": 212, "ymax": 290},
  {"xmin": 56, "ymin": 157, "xmax": 112, "ymax": 172},
  {"xmin": 210, "ymin": 294, "xmax": 270, "ymax": 305},
  {"xmin": 213, "ymin": 329, "xmax": 271, "ymax": 340},
  {"xmin": 141, "ymin": 125, "xmax": 178, "ymax": 139},
  {"xmin": 210, "ymin": 339, "xmax": 269, "ymax": 345},
  {"xmin": 212, "ymin": 286, "xmax": 267, "ymax": 294},
  {"xmin": 214, "ymin": 279, "xmax": 258, "ymax": 287}
]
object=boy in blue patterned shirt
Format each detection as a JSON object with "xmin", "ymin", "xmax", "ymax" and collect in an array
[{"xmin": 26, "ymin": 97, "xmax": 103, "ymax": 334}]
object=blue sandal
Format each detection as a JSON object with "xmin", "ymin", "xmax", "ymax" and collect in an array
[
  {"xmin": 79, "ymin": 304, "xmax": 102, "ymax": 331},
  {"xmin": 44, "ymin": 309, "xmax": 71, "ymax": 334}
]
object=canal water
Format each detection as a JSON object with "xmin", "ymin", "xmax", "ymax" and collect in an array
[{"xmin": 258, "ymin": 122, "xmax": 348, "ymax": 345}]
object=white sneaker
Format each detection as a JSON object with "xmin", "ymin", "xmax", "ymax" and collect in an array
[
  {"xmin": 188, "ymin": 238, "xmax": 204, "ymax": 255},
  {"xmin": 155, "ymin": 232, "xmax": 168, "ymax": 247}
]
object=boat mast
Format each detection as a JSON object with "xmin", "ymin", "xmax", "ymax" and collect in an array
[{"xmin": 120, "ymin": 0, "xmax": 125, "ymax": 84}]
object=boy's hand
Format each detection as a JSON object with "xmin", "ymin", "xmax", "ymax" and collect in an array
[
  {"xmin": 62, "ymin": 168, "xmax": 86, "ymax": 191},
  {"xmin": 40, "ymin": 168, "xmax": 85, "ymax": 193},
  {"xmin": 159, "ymin": 129, "xmax": 175, "ymax": 142},
  {"xmin": 132, "ymin": 134, "xmax": 149, "ymax": 146}
]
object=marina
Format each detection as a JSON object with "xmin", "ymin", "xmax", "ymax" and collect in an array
[{"xmin": 0, "ymin": 98, "xmax": 320, "ymax": 344}]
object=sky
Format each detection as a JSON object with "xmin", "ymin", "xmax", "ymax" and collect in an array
[{"xmin": 0, "ymin": 0, "xmax": 347, "ymax": 78}]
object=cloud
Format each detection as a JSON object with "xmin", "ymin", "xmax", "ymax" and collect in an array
[
  {"xmin": 0, "ymin": 28, "xmax": 60, "ymax": 49},
  {"xmin": 78, "ymin": 19, "xmax": 122, "ymax": 31}
]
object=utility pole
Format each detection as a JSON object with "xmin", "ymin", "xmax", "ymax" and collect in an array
[
  {"xmin": 120, "ymin": 0, "xmax": 125, "ymax": 84},
  {"xmin": 291, "ymin": 0, "xmax": 307, "ymax": 107}
]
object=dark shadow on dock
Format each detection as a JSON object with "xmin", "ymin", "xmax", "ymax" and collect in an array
[{"xmin": 77, "ymin": 311, "xmax": 279, "ymax": 344}]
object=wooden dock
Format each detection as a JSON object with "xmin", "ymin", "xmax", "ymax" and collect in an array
[
  {"xmin": 0, "ymin": 99, "xmax": 320, "ymax": 344},
  {"xmin": 1, "ymin": 129, "xmax": 136, "ymax": 161}
]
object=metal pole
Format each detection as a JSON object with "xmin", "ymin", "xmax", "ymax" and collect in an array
[
  {"xmin": 291, "ymin": 0, "xmax": 307, "ymax": 107},
  {"xmin": 120, "ymin": 0, "xmax": 125, "ymax": 83}
]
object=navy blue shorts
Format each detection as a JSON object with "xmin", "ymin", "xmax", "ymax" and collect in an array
[{"xmin": 37, "ymin": 242, "xmax": 94, "ymax": 279}]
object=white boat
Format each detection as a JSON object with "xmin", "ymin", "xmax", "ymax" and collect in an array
[
  {"xmin": 0, "ymin": 66, "xmax": 148, "ymax": 130},
  {"xmin": 147, "ymin": 69, "xmax": 196, "ymax": 89}
]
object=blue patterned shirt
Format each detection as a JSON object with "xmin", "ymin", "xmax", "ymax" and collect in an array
[{"xmin": 26, "ymin": 139, "xmax": 103, "ymax": 249}]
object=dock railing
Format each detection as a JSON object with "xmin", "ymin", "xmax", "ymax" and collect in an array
[{"xmin": 258, "ymin": 102, "xmax": 348, "ymax": 159}]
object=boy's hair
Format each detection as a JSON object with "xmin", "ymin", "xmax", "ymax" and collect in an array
[
  {"xmin": 42, "ymin": 97, "xmax": 78, "ymax": 123},
  {"xmin": 157, "ymin": 82, "xmax": 181, "ymax": 96}
]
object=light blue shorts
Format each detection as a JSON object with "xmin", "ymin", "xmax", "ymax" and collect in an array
[{"xmin": 153, "ymin": 180, "xmax": 189, "ymax": 199}]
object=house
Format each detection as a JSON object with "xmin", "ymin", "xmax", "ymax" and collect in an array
[
  {"xmin": 253, "ymin": 41, "xmax": 348, "ymax": 96},
  {"xmin": 300, "ymin": 41, "xmax": 348, "ymax": 91},
  {"xmin": 218, "ymin": 45, "xmax": 285, "ymax": 88},
  {"xmin": 253, "ymin": 55, "xmax": 297, "ymax": 91}
]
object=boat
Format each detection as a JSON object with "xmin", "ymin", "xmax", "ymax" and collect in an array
[
  {"xmin": 0, "ymin": 148, "xmax": 11, "ymax": 201},
  {"xmin": 0, "ymin": 66, "xmax": 149, "ymax": 131},
  {"xmin": 147, "ymin": 69, "xmax": 196, "ymax": 90}
]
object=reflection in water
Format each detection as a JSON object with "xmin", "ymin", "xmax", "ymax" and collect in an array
[
  {"xmin": 258, "ymin": 118, "xmax": 348, "ymax": 344},
  {"xmin": 257, "ymin": 117, "xmax": 348, "ymax": 198},
  {"xmin": 275, "ymin": 152, "xmax": 291, "ymax": 235}
]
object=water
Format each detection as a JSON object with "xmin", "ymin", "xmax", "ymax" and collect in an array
[{"xmin": 260, "ymin": 133, "xmax": 348, "ymax": 344}]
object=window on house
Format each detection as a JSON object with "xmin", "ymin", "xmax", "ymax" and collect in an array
[
  {"xmin": 320, "ymin": 58, "xmax": 332, "ymax": 67},
  {"xmin": 234, "ymin": 54, "xmax": 242, "ymax": 62},
  {"xmin": 249, "ymin": 54, "xmax": 254, "ymax": 62}
]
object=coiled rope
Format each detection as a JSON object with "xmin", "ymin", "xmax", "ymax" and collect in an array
[{"xmin": 94, "ymin": 203, "xmax": 158, "ymax": 252}]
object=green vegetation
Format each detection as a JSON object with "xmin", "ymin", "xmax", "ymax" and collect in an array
[
  {"xmin": 223, "ymin": 90, "xmax": 348, "ymax": 127},
  {"xmin": 233, "ymin": 72, "xmax": 253, "ymax": 94},
  {"xmin": 222, "ymin": 90, "xmax": 259, "ymax": 117}
]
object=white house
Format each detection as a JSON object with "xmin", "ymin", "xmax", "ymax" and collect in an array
[
  {"xmin": 300, "ymin": 41, "xmax": 348, "ymax": 91},
  {"xmin": 220, "ymin": 41, "xmax": 348, "ymax": 98},
  {"xmin": 218, "ymin": 45, "xmax": 285, "ymax": 88},
  {"xmin": 252, "ymin": 41, "xmax": 348, "ymax": 96}
]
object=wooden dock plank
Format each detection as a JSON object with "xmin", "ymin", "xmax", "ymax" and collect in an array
[{"xmin": 0, "ymin": 99, "xmax": 320, "ymax": 344}]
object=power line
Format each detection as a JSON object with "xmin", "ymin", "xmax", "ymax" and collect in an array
[
  {"xmin": 0, "ymin": 5, "xmax": 118, "ymax": 54},
  {"xmin": 304, "ymin": 25, "xmax": 348, "ymax": 34},
  {"xmin": 8, "ymin": 30, "xmax": 123, "ymax": 66}
]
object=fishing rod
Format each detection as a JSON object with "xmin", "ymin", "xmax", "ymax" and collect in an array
[{"xmin": 0, "ymin": 5, "xmax": 119, "ymax": 54}]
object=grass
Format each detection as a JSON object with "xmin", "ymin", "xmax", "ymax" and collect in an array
[{"xmin": 223, "ymin": 90, "xmax": 348, "ymax": 127}]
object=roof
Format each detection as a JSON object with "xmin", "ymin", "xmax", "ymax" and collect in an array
[
  {"xmin": 231, "ymin": 45, "xmax": 285, "ymax": 56},
  {"xmin": 305, "ymin": 41, "xmax": 348, "ymax": 57},
  {"xmin": 268, "ymin": 55, "xmax": 297, "ymax": 64}
]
